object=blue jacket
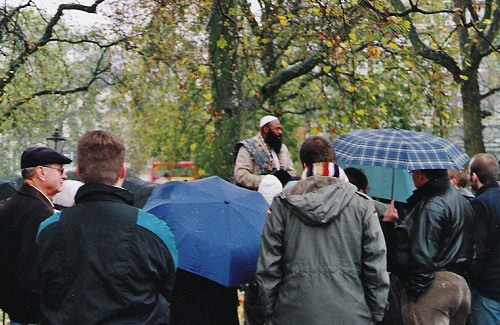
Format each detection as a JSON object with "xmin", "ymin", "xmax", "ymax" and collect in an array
[
  {"xmin": 470, "ymin": 183, "xmax": 500, "ymax": 301},
  {"xmin": 37, "ymin": 183, "xmax": 178, "ymax": 324}
]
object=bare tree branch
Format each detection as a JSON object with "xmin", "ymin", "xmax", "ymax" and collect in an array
[{"xmin": 481, "ymin": 86, "xmax": 500, "ymax": 100}]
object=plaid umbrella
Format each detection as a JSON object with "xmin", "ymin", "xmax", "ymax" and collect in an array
[
  {"xmin": 333, "ymin": 129, "xmax": 469, "ymax": 201},
  {"xmin": 334, "ymin": 128, "xmax": 469, "ymax": 171}
]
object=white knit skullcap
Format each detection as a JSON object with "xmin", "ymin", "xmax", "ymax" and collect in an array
[
  {"xmin": 258, "ymin": 174, "xmax": 283, "ymax": 205},
  {"xmin": 53, "ymin": 180, "xmax": 84, "ymax": 208},
  {"xmin": 260, "ymin": 116, "xmax": 279, "ymax": 128}
]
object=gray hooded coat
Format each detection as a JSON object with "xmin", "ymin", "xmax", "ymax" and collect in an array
[{"xmin": 256, "ymin": 176, "xmax": 389, "ymax": 325}]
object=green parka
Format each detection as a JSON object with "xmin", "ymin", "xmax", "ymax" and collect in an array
[{"xmin": 256, "ymin": 176, "xmax": 389, "ymax": 325}]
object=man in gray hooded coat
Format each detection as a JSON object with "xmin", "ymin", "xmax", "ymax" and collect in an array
[{"xmin": 256, "ymin": 136, "xmax": 389, "ymax": 325}]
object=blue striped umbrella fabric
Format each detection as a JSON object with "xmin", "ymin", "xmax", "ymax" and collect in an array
[{"xmin": 334, "ymin": 129, "xmax": 470, "ymax": 171}]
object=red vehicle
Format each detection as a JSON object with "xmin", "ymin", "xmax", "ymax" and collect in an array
[{"xmin": 151, "ymin": 161, "xmax": 196, "ymax": 183}]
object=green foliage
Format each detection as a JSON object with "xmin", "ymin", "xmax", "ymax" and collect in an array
[{"xmin": 3, "ymin": 0, "xmax": 490, "ymax": 178}]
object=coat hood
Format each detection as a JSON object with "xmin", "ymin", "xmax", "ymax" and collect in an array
[{"xmin": 279, "ymin": 175, "xmax": 359, "ymax": 226}]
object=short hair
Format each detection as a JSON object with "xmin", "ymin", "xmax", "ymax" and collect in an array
[
  {"xmin": 469, "ymin": 153, "xmax": 500, "ymax": 185},
  {"xmin": 21, "ymin": 167, "xmax": 36, "ymax": 180},
  {"xmin": 344, "ymin": 167, "xmax": 369, "ymax": 191},
  {"xmin": 299, "ymin": 136, "xmax": 336, "ymax": 166},
  {"xmin": 77, "ymin": 130, "xmax": 126, "ymax": 185},
  {"xmin": 447, "ymin": 169, "xmax": 470, "ymax": 188}
]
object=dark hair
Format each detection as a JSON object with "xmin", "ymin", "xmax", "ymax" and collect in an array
[
  {"xmin": 77, "ymin": 130, "xmax": 126, "ymax": 185},
  {"xmin": 344, "ymin": 167, "xmax": 369, "ymax": 191},
  {"xmin": 470, "ymin": 153, "xmax": 500, "ymax": 185},
  {"xmin": 299, "ymin": 136, "xmax": 336, "ymax": 166},
  {"xmin": 420, "ymin": 169, "xmax": 448, "ymax": 180}
]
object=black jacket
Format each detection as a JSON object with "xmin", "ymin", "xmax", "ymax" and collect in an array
[
  {"xmin": 395, "ymin": 176, "xmax": 474, "ymax": 301},
  {"xmin": 0, "ymin": 183, "xmax": 54, "ymax": 323},
  {"xmin": 470, "ymin": 183, "xmax": 500, "ymax": 301},
  {"xmin": 37, "ymin": 183, "xmax": 178, "ymax": 324}
]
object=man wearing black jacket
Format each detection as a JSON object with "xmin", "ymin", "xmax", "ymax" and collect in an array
[
  {"xmin": 396, "ymin": 169, "xmax": 474, "ymax": 325},
  {"xmin": 36, "ymin": 130, "xmax": 178, "ymax": 324},
  {"xmin": 468, "ymin": 153, "xmax": 500, "ymax": 324},
  {"xmin": 0, "ymin": 147, "xmax": 72, "ymax": 324}
]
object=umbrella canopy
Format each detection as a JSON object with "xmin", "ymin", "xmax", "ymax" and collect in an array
[
  {"xmin": 122, "ymin": 177, "xmax": 158, "ymax": 208},
  {"xmin": 144, "ymin": 176, "xmax": 269, "ymax": 287},
  {"xmin": 338, "ymin": 163, "xmax": 415, "ymax": 202},
  {"xmin": 334, "ymin": 128, "xmax": 469, "ymax": 171},
  {"xmin": 0, "ymin": 180, "xmax": 17, "ymax": 201},
  {"xmin": 334, "ymin": 129, "xmax": 469, "ymax": 201}
]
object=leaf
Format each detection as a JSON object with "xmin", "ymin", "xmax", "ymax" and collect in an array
[
  {"xmin": 483, "ymin": 19, "xmax": 492, "ymax": 25},
  {"xmin": 404, "ymin": 60, "xmax": 414, "ymax": 68},
  {"xmin": 402, "ymin": 20, "xmax": 411, "ymax": 30},
  {"xmin": 206, "ymin": 124, "xmax": 215, "ymax": 133},
  {"xmin": 388, "ymin": 42, "xmax": 398, "ymax": 50},
  {"xmin": 348, "ymin": 86, "xmax": 357, "ymax": 92},
  {"xmin": 281, "ymin": 59, "xmax": 289, "ymax": 68},
  {"xmin": 217, "ymin": 38, "xmax": 228, "ymax": 49},
  {"xmin": 356, "ymin": 109, "xmax": 366, "ymax": 116},
  {"xmin": 204, "ymin": 93, "xmax": 213, "ymax": 100},
  {"xmin": 459, "ymin": 75, "xmax": 469, "ymax": 81},
  {"xmin": 323, "ymin": 66, "xmax": 332, "ymax": 73},
  {"xmin": 278, "ymin": 16, "xmax": 288, "ymax": 27},
  {"xmin": 198, "ymin": 65, "xmax": 208, "ymax": 74}
]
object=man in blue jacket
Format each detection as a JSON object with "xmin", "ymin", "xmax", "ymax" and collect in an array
[
  {"xmin": 37, "ymin": 130, "xmax": 178, "ymax": 324},
  {"xmin": 468, "ymin": 153, "xmax": 500, "ymax": 324}
]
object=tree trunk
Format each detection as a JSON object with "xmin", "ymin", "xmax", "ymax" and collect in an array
[
  {"xmin": 207, "ymin": 0, "xmax": 242, "ymax": 180},
  {"xmin": 461, "ymin": 73, "xmax": 486, "ymax": 156}
]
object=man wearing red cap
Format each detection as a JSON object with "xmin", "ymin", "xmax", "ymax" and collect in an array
[{"xmin": 0, "ymin": 146, "xmax": 72, "ymax": 324}]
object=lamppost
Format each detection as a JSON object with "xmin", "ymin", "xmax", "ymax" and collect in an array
[{"xmin": 46, "ymin": 129, "xmax": 67, "ymax": 152}]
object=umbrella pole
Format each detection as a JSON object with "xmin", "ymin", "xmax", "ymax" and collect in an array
[{"xmin": 391, "ymin": 169, "xmax": 395, "ymax": 201}]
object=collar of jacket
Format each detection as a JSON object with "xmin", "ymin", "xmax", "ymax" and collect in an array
[
  {"xmin": 406, "ymin": 176, "xmax": 450, "ymax": 210},
  {"xmin": 18, "ymin": 182, "xmax": 54, "ymax": 212},
  {"xmin": 74, "ymin": 183, "xmax": 134, "ymax": 206},
  {"xmin": 476, "ymin": 182, "xmax": 500, "ymax": 196}
]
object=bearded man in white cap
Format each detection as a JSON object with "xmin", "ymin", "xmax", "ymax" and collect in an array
[
  {"xmin": 234, "ymin": 115, "xmax": 296, "ymax": 191},
  {"xmin": 234, "ymin": 116, "xmax": 296, "ymax": 325}
]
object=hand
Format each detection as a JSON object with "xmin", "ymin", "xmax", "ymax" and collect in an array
[
  {"xmin": 270, "ymin": 169, "xmax": 292, "ymax": 187},
  {"xmin": 383, "ymin": 200, "xmax": 399, "ymax": 223}
]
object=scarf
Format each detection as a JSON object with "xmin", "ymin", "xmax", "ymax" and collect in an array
[{"xmin": 301, "ymin": 162, "xmax": 349, "ymax": 183}]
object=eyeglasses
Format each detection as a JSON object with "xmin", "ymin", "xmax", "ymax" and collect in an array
[{"xmin": 42, "ymin": 165, "xmax": 65, "ymax": 175}]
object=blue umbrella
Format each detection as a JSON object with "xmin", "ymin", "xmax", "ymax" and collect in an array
[
  {"xmin": 334, "ymin": 128, "xmax": 469, "ymax": 200},
  {"xmin": 143, "ymin": 176, "xmax": 269, "ymax": 288}
]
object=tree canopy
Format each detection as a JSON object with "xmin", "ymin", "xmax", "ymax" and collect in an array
[{"xmin": 0, "ymin": 0, "xmax": 498, "ymax": 179}]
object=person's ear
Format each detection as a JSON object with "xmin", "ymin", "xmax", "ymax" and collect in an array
[
  {"xmin": 36, "ymin": 166, "xmax": 48, "ymax": 182},
  {"xmin": 120, "ymin": 163, "xmax": 127, "ymax": 180},
  {"xmin": 470, "ymin": 172, "xmax": 478, "ymax": 184}
]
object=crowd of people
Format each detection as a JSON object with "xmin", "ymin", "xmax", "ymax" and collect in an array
[{"xmin": 0, "ymin": 117, "xmax": 498, "ymax": 325}]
